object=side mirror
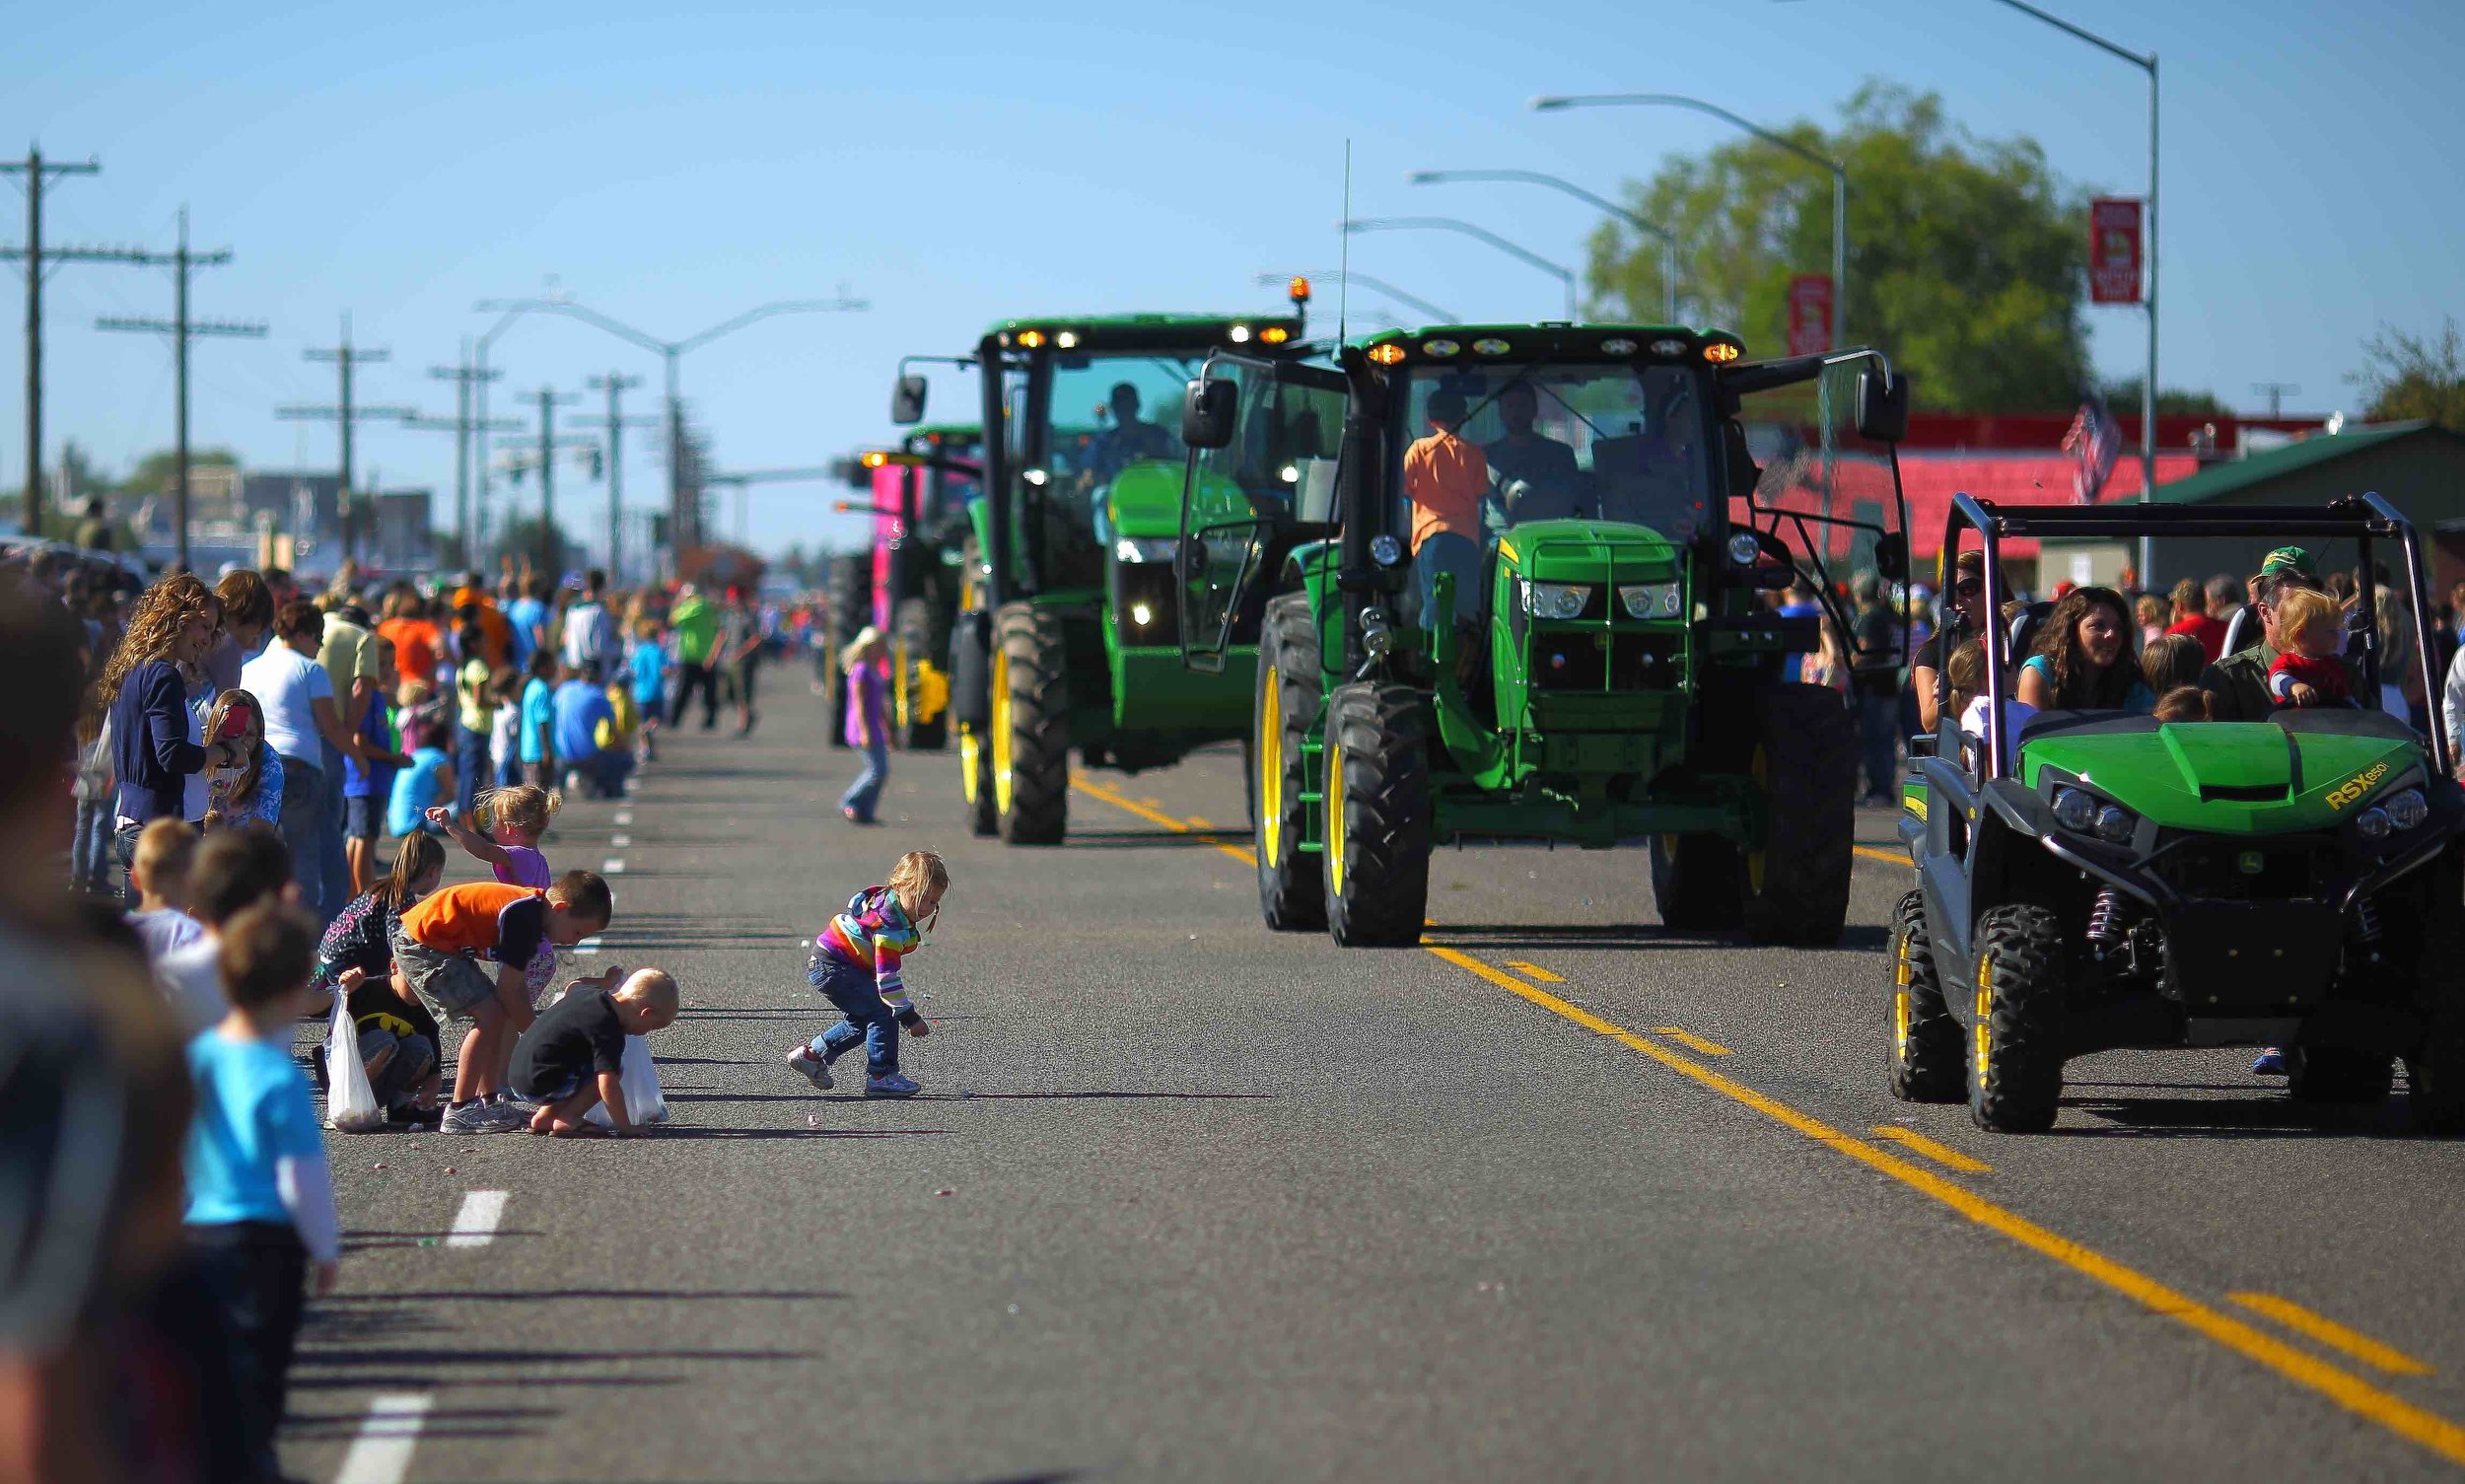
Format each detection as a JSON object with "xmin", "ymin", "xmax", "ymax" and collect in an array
[
  {"xmin": 1181, "ymin": 377, "xmax": 1237, "ymax": 451},
  {"xmin": 1721, "ymin": 422, "xmax": 1760, "ymax": 501},
  {"xmin": 1856, "ymin": 369, "xmax": 1910, "ymax": 444},
  {"xmin": 1871, "ymin": 532, "xmax": 1908, "ymax": 585},
  {"xmin": 890, "ymin": 375, "xmax": 928, "ymax": 426}
]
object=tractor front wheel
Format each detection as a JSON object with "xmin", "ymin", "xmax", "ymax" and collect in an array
[
  {"xmin": 1968, "ymin": 904, "xmax": 2067, "ymax": 1133},
  {"xmin": 1321, "ymin": 682, "xmax": 1431, "ymax": 947},
  {"xmin": 2287, "ymin": 1045, "xmax": 2395, "ymax": 1105},
  {"xmin": 1886, "ymin": 889, "xmax": 1964, "ymax": 1102},
  {"xmin": 1650, "ymin": 833, "xmax": 1742, "ymax": 933},
  {"xmin": 1255, "ymin": 595, "xmax": 1324, "ymax": 931},
  {"xmin": 993, "ymin": 601, "xmax": 1070, "ymax": 845},
  {"xmin": 893, "ymin": 597, "xmax": 947, "ymax": 750},
  {"xmin": 1740, "ymin": 684, "xmax": 1857, "ymax": 947}
]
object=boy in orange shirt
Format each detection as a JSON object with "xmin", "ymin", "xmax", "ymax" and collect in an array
[
  {"xmin": 1403, "ymin": 389, "xmax": 1489, "ymax": 626},
  {"xmin": 389, "ymin": 871, "xmax": 613, "ymax": 1133}
]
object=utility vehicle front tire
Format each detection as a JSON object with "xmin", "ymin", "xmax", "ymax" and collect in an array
[
  {"xmin": 1650, "ymin": 833, "xmax": 1742, "ymax": 932},
  {"xmin": 1321, "ymin": 682, "xmax": 1431, "ymax": 948},
  {"xmin": 1254, "ymin": 596, "xmax": 1324, "ymax": 932},
  {"xmin": 1968, "ymin": 903, "xmax": 2067, "ymax": 1133},
  {"xmin": 2406, "ymin": 997, "xmax": 2465, "ymax": 1136},
  {"xmin": 992, "ymin": 601, "xmax": 1070, "ymax": 845},
  {"xmin": 1887, "ymin": 889, "xmax": 1964, "ymax": 1102},
  {"xmin": 1740, "ymin": 684, "xmax": 1857, "ymax": 946}
]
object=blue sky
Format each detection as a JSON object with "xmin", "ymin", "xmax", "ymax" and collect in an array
[{"xmin": 6, "ymin": 0, "xmax": 2460, "ymax": 559}]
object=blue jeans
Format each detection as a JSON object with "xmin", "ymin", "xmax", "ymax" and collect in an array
[
  {"xmin": 840, "ymin": 736, "xmax": 888, "ymax": 820},
  {"xmin": 809, "ymin": 955, "xmax": 899, "ymax": 1077},
  {"xmin": 318, "ymin": 740, "xmax": 350, "ymax": 924},
  {"xmin": 71, "ymin": 798, "xmax": 112, "ymax": 889},
  {"xmin": 275, "ymin": 754, "xmax": 327, "ymax": 916},
  {"xmin": 455, "ymin": 721, "xmax": 490, "ymax": 821},
  {"xmin": 577, "ymin": 750, "xmax": 633, "ymax": 799},
  {"xmin": 1414, "ymin": 530, "xmax": 1482, "ymax": 627}
]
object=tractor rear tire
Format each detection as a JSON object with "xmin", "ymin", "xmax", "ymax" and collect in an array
[
  {"xmin": 1650, "ymin": 833, "xmax": 1743, "ymax": 932},
  {"xmin": 993, "ymin": 601, "xmax": 1069, "ymax": 845},
  {"xmin": 1254, "ymin": 595, "xmax": 1324, "ymax": 932},
  {"xmin": 824, "ymin": 553, "xmax": 872, "ymax": 752},
  {"xmin": 1887, "ymin": 889, "xmax": 1965, "ymax": 1103},
  {"xmin": 2287, "ymin": 1046, "xmax": 2395, "ymax": 1105},
  {"xmin": 1740, "ymin": 684, "xmax": 1857, "ymax": 947},
  {"xmin": 1321, "ymin": 682, "xmax": 1431, "ymax": 948},
  {"xmin": 894, "ymin": 597, "xmax": 947, "ymax": 751},
  {"xmin": 1968, "ymin": 903, "xmax": 2067, "ymax": 1134}
]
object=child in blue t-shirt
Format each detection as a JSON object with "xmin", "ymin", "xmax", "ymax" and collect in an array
[
  {"xmin": 183, "ymin": 900, "xmax": 340, "ymax": 1481},
  {"xmin": 519, "ymin": 651, "xmax": 557, "ymax": 788},
  {"xmin": 387, "ymin": 717, "xmax": 457, "ymax": 839},
  {"xmin": 627, "ymin": 619, "xmax": 668, "ymax": 762}
]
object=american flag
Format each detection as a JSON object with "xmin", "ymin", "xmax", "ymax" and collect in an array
[{"xmin": 2061, "ymin": 392, "xmax": 2124, "ymax": 504}]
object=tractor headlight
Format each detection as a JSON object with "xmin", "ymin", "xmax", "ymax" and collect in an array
[
  {"xmin": 1113, "ymin": 536, "xmax": 1177, "ymax": 564},
  {"xmin": 1726, "ymin": 531, "xmax": 1763, "ymax": 567},
  {"xmin": 2356, "ymin": 806, "xmax": 2393, "ymax": 841},
  {"xmin": 2094, "ymin": 805, "xmax": 2137, "ymax": 845},
  {"xmin": 2384, "ymin": 787, "xmax": 2430, "ymax": 831},
  {"xmin": 2053, "ymin": 787, "xmax": 2098, "ymax": 832},
  {"xmin": 1370, "ymin": 533, "xmax": 1403, "ymax": 567},
  {"xmin": 1617, "ymin": 582, "xmax": 1683, "ymax": 619},
  {"xmin": 1521, "ymin": 581, "xmax": 1592, "ymax": 620}
]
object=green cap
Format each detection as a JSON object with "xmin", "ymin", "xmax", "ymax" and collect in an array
[{"xmin": 2258, "ymin": 545, "xmax": 2317, "ymax": 580}]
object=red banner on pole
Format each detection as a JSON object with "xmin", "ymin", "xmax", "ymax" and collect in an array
[
  {"xmin": 1786, "ymin": 274, "xmax": 1833, "ymax": 356},
  {"xmin": 2089, "ymin": 197, "xmax": 2144, "ymax": 305}
]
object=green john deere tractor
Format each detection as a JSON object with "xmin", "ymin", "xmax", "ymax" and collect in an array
[
  {"xmin": 1891, "ymin": 496, "xmax": 2465, "ymax": 1134},
  {"xmin": 889, "ymin": 300, "xmax": 1328, "ymax": 842},
  {"xmin": 1175, "ymin": 323, "xmax": 1910, "ymax": 946},
  {"xmin": 833, "ymin": 424, "xmax": 984, "ymax": 751}
]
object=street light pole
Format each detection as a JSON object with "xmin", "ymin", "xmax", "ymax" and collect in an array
[
  {"xmin": 1983, "ymin": 0, "xmax": 2159, "ymax": 581},
  {"xmin": 1409, "ymin": 170, "xmax": 1680, "ymax": 322},
  {"xmin": 1251, "ymin": 271, "xmax": 1458, "ymax": 325},
  {"xmin": 1338, "ymin": 218, "xmax": 1578, "ymax": 320}
]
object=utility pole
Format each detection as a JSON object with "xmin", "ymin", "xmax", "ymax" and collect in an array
[
  {"xmin": 575, "ymin": 371, "xmax": 653, "ymax": 581},
  {"xmin": 519, "ymin": 387, "xmax": 579, "ymax": 576},
  {"xmin": 95, "ymin": 208, "xmax": 265, "ymax": 569},
  {"xmin": 426, "ymin": 342, "xmax": 503, "ymax": 559},
  {"xmin": 277, "ymin": 314, "xmax": 412, "ymax": 568},
  {"xmin": 1, "ymin": 148, "xmax": 155, "ymax": 537},
  {"xmin": 2251, "ymin": 382, "xmax": 2299, "ymax": 420}
]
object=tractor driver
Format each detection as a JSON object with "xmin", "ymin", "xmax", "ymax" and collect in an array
[
  {"xmin": 1085, "ymin": 382, "xmax": 1177, "ymax": 485},
  {"xmin": 1405, "ymin": 389, "xmax": 1490, "ymax": 629},
  {"xmin": 1483, "ymin": 382, "xmax": 1580, "ymax": 521}
]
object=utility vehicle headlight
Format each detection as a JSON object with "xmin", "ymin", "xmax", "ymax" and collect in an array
[
  {"xmin": 2356, "ymin": 807, "xmax": 2393, "ymax": 841},
  {"xmin": 2385, "ymin": 787, "xmax": 2430, "ymax": 830},
  {"xmin": 1617, "ymin": 582, "xmax": 1683, "ymax": 619},
  {"xmin": 2053, "ymin": 788, "xmax": 2097, "ymax": 832},
  {"xmin": 1726, "ymin": 531, "xmax": 1763, "ymax": 567},
  {"xmin": 2094, "ymin": 806, "xmax": 2137, "ymax": 845},
  {"xmin": 1370, "ymin": 533, "xmax": 1403, "ymax": 567},
  {"xmin": 1522, "ymin": 581, "xmax": 1591, "ymax": 620},
  {"xmin": 1114, "ymin": 536, "xmax": 1177, "ymax": 564}
]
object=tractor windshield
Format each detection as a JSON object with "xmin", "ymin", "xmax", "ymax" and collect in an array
[
  {"xmin": 1031, "ymin": 352, "xmax": 1200, "ymax": 590},
  {"xmin": 1392, "ymin": 362, "xmax": 1717, "ymax": 552}
]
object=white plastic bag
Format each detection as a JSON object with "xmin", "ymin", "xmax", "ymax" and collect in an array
[
  {"xmin": 583, "ymin": 1035, "xmax": 669, "ymax": 1129},
  {"xmin": 323, "ymin": 992, "xmax": 386, "ymax": 1133}
]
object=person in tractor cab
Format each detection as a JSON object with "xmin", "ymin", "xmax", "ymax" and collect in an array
[
  {"xmin": 1404, "ymin": 389, "xmax": 1489, "ymax": 628},
  {"xmin": 1482, "ymin": 382, "xmax": 1579, "ymax": 493},
  {"xmin": 1085, "ymin": 382, "xmax": 1176, "ymax": 485},
  {"xmin": 2198, "ymin": 548, "xmax": 2359, "ymax": 723}
]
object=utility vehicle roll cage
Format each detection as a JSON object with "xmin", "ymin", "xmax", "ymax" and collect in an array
[{"xmin": 1940, "ymin": 492, "xmax": 2452, "ymax": 781}]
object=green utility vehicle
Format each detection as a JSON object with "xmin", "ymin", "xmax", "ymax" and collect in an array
[
  {"xmin": 1890, "ymin": 497, "xmax": 2465, "ymax": 1133},
  {"xmin": 1175, "ymin": 323, "xmax": 1910, "ymax": 947},
  {"xmin": 889, "ymin": 301, "xmax": 1326, "ymax": 842}
]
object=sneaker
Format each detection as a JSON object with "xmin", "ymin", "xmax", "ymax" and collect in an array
[
  {"xmin": 493, "ymin": 1090, "xmax": 543, "ymax": 1114},
  {"xmin": 787, "ymin": 1045, "xmax": 835, "ymax": 1091},
  {"xmin": 441, "ymin": 1099, "xmax": 512, "ymax": 1135},
  {"xmin": 2252, "ymin": 1048, "xmax": 2289, "ymax": 1076},
  {"xmin": 482, "ymin": 1099, "xmax": 536, "ymax": 1132},
  {"xmin": 864, "ymin": 1071, "xmax": 921, "ymax": 1098}
]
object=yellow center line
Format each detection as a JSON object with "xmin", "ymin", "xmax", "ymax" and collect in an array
[
  {"xmin": 1071, "ymin": 770, "xmax": 2465, "ymax": 1464},
  {"xmin": 1652, "ymin": 1025, "xmax": 1733, "ymax": 1056},
  {"xmin": 1503, "ymin": 960, "xmax": 1564, "ymax": 983},
  {"xmin": 1854, "ymin": 843, "xmax": 1906, "ymax": 867},
  {"xmin": 1869, "ymin": 1124, "xmax": 1993, "ymax": 1174},
  {"xmin": 1071, "ymin": 775, "xmax": 1255, "ymax": 866},
  {"xmin": 2227, "ymin": 1293, "xmax": 2436, "ymax": 1378}
]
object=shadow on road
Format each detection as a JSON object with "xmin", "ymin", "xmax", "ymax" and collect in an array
[
  {"xmin": 318, "ymin": 1288, "xmax": 847, "ymax": 1304},
  {"xmin": 2058, "ymin": 1095, "xmax": 2415, "ymax": 1140},
  {"xmin": 1060, "ymin": 828, "xmax": 1249, "ymax": 849}
]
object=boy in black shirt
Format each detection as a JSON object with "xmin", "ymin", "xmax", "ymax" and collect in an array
[{"xmin": 511, "ymin": 967, "xmax": 678, "ymax": 1136}]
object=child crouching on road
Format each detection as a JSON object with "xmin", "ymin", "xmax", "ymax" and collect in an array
[
  {"xmin": 788, "ymin": 850, "xmax": 946, "ymax": 1098},
  {"xmin": 513, "ymin": 967, "xmax": 680, "ymax": 1135},
  {"xmin": 390, "ymin": 870, "xmax": 614, "ymax": 1134}
]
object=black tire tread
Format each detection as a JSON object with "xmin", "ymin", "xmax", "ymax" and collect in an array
[
  {"xmin": 894, "ymin": 596, "xmax": 947, "ymax": 750},
  {"xmin": 1323, "ymin": 681, "xmax": 1432, "ymax": 947},
  {"xmin": 1888, "ymin": 889, "xmax": 1965, "ymax": 1102},
  {"xmin": 995, "ymin": 601, "xmax": 1070, "ymax": 845},
  {"xmin": 1969, "ymin": 903, "xmax": 2067, "ymax": 1133},
  {"xmin": 1742, "ymin": 684, "xmax": 1858, "ymax": 947},
  {"xmin": 1651, "ymin": 833, "xmax": 1742, "ymax": 932},
  {"xmin": 1257, "ymin": 595, "xmax": 1325, "ymax": 931}
]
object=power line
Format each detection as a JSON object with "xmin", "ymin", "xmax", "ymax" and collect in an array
[
  {"xmin": 94, "ymin": 207, "xmax": 266, "ymax": 569},
  {"xmin": 277, "ymin": 314, "xmax": 413, "ymax": 568},
  {"xmin": 404, "ymin": 343, "xmax": 510, "ymax": 563},
  {"xmin": 573, "ymin": 371, "xmax": 655, "ymax": 582}
]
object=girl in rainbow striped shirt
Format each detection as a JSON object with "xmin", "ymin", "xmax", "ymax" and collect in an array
[{"xmin": 788, "ymin": 850, "xmax": 948, "ymax": 1098}]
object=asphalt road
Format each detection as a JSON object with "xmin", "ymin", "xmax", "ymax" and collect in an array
[{"xmin": 285, "ymin": 678, "xmax": 2465, "ymax": 1483}]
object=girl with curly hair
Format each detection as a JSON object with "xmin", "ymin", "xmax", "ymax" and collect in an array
[
  {"xmin": 102, "ymin": 571, "xmax": 245, "ymax": 895},
  {"xmin": 2015, "ymin": 585, "xmax": 2155, "ymax": 714}
]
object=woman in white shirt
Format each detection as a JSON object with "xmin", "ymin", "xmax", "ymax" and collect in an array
[{"xmin": 239, "ymin": 600, "xmax": 380, "ymax": 918}]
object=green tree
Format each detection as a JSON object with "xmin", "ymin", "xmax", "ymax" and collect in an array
[
  {"xmin": 117, "ymin": 447, "xmax": 238, "ymax": 497},
  {"xmin": 2101, "ymin": 377, "xmax": 2229, "ymax": 417},
  {"xmin": 2351, "ymin": 318, "xmax": 2465, "ymax": 432},
  {"xmin": 1586, "ymin": 82, "xmax": 2092, "ymax": 411},
  {"xmin": 492, "ymin": 516, "xmax": 568, "ymax": 578}
]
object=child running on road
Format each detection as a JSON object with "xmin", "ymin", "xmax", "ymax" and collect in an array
[{"xmin": 787, "ymin": 850, "xmax": 946, "ymax": 1098}]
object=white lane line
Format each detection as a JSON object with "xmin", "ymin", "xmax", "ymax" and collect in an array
[
  {"xmin": 333, "ymin": 1391, "xmax": 433, "ymax": 1484},
  {"xmin": 612, "ymin": 810, "xmax": 633, "ymax": 825},
  {"xmin": 601, "ymin": 858, "xmax": 627, "ymax": 874},
  {"xmin": 446, "ymin": 1190, "xmax": 509, "ymax": 1248},
  {"xmin": 609, "ymin": 833, "xmax": 631, "ymax": 847},
  {"xmin": 576, "ymin": 936, "xmax": 601, "ymax": 955}
]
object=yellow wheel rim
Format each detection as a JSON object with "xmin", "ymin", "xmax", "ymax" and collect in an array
[
  {"xmin": 1974, "ymin": 954, "xmax": 1995, "ymax": 1082},
  {"xmin": 1259, "ymin": 670, "xmax": 1283, "ymax": 870},
  {"xmin": 992, "ymin": 647, "xmax": 1015, "ymax": 816},
  {"xmin": 1326, "ymin": 740, "xmax": 1346, "ymax": 895},
  {"xmin": 1891, "ymin": 936, "xmax": 1914, "ymax": 1059},
  {"xmin": 894, "ymin": 640, "xmax": 912, "ymax": 730},
  {"xmin": 1745, "ymin": 745, "xmax": 1771, "ymax": 895},
  {"xmin": 959, "ymin": 726, "xmax": 981, "ymax": 804}
]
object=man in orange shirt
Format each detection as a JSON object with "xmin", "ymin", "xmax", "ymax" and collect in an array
[
  {"xmin": 1404, "ymin": 389, "xmax": 1490, "ymax": 624},
  {"xmin": 377, "ymin": 583, "xmax": 444, "ymax": 691}
]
